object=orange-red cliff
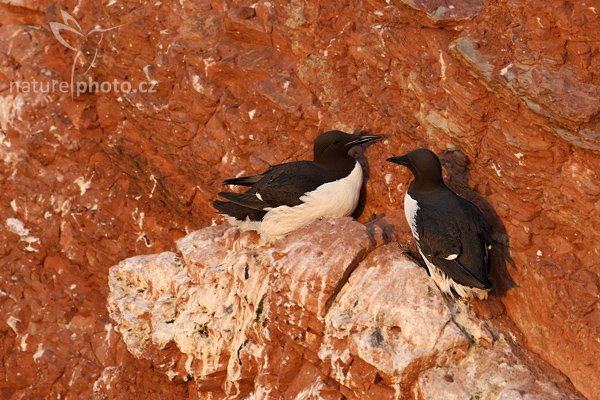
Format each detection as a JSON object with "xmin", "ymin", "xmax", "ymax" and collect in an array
[{"xmin": 0, "ymin": 0, "xmax": 599, "ymax": 398}]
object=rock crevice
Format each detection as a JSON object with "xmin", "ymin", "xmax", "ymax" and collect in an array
[{"xmin": 108, "ymin": 218, "xmax": 583, "ymax": 399}]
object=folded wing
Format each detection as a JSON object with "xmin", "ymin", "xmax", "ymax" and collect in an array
[
  {"xmin": 416, "ymin": 203, "xmax": 492, "ymax": 289},
  {"xmin": 214, "ymin": 161, "xmax": 336, "ymax": 218}
]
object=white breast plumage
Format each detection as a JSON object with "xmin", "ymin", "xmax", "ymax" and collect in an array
[
  {"xmin": 260, "ymin": 162, "xmax": 363, "ymax": 238},
  {"xmin": 404, "ymin": 192, "xmax": 420, "ymax": 240}
]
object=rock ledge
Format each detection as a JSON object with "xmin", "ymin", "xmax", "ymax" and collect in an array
[{"xmin": 108, "ymin": 218, "xmax": 582, "ymax": 399}]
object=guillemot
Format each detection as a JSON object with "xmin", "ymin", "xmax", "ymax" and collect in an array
[
  {"xmin": 388, "ymin": 148, "xmax": 493, "ymax": 299},
  {"xmin": 214, "ymin": 130, "xmax": 381, "ymax": 238}
]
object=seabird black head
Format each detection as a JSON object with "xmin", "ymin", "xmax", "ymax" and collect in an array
[
  {"xmin": 313, "ymin": 130, "xmax": 382, "ymax": 165},
  {"xmin": 387, "ymin": 148, "xmax": 444, "ymax": 191}
]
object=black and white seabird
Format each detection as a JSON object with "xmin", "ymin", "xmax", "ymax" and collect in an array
[
  {"xmin": 214, "ymin": 130, "xmax": 381, "ymax": 238},
  {"xmin": 387, "ymin": 149, "xmax": 493, "ymax": 299}
]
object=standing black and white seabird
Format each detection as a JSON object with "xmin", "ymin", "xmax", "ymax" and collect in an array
[
  {"xmin": 387, "ymin": 149, "xmax": 493, "ymax": 299},
  {"xmin": 214, "ymin": 130, "xmax": 381, "ymax": 238}
]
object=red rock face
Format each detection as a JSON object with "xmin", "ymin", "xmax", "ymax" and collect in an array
[{"xmin": 0, "ymin": 0, "xmax": 599, "ymax": 399}]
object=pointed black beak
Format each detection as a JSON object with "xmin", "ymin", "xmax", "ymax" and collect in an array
[
  {"xmin": 345, "ymin": 135, "xmax": 383, "ymax": 149},
  {"xmin": 387, "ymin": 155, "xmax": 409, "ymax": 166}
]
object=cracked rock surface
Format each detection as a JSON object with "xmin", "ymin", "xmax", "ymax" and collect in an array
[
  {"xmin": 108, "ymin": 219, "xmax": 583, "ymax": 400},
  {"xmin": 1, "ymin": 0, "xmax": 599, "ymax": 398}
]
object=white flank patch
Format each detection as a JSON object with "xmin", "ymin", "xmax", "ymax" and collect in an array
[
  {"xmin": 419, "ymin": 249, "xmax": 488, "ymax": 300},
  {"xmin": 260, "ymin": 162, "xmax": 363, "ymax": 238},
  {"xmin": 404, "ymin": 193, "xmax": 420, "ymax": 240},
  {"xmin": 444, "ymin": 254, "xmax": 458, "ymax": 260},
  {"xmin": 256, "ymin": 192, "xmax": 263, "ymax": 201}
]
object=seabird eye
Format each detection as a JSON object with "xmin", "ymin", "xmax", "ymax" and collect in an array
[{"xmin": 333, "ymin": 140, "xmax": 340, "ymax": 144}]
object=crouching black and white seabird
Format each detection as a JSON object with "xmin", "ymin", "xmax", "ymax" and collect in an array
[
  {"xmin": 387, "ymin": 149, "xmax": 493, "ymax": 299},
  {"xmin": 214, "ymin": 130, "xmax": 381, "ymax": 238}
]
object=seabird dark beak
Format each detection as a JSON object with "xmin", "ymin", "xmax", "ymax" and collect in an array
[
  {"xmin": 387, "ymin": 155, "xmax": 409, "ymax": 166},
  {"xmin": 345, "ymin": 135, "xmax": 383, "ymax": 149}
]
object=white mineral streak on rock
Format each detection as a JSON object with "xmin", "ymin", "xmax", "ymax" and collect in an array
[
  {"xmin": 414, "ymin": 338, "xmax": 577, "ymax": 399},
  {"xmin": 318, "ymin": 336, "xmax": 352, "ymax": 385},
  {"xmin": 92, "ymin": 366, "xmax": 123, "ymax": 395},
  {"xmin": 321, "ymin": 244, "xmax": 467, "ymax": 393},
  {"xmin": 109, "ymin": 224, "xmax": 272, "ymax": 396},
  {"xmin": 107, "ymin": 251, "xmax": 190, "ymax": 358},
  {"xmin": 108, "ymin": 219, "xmax": 584, "ymax": 399},
  {"xmin": 293, "ymin": 377, "xmax": 324, "ymax": 400},
  {"xmin": 6, "ymin": 217, "xmax": 40, "ymax": 252},
  {"xmin": 270, "ymin": 217, "xmax": 371, "ymax": 322}
]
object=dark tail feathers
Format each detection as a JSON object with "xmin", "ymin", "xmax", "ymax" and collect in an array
[
  {"xmin": 213, "ymin": 200, "xmax": 266, "ymax": 222},
  {"xmin": 223, "ymin": 175, "xmax": 263, "ymax": 186}
]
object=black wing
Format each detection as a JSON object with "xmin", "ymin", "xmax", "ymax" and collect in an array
[
  {"xmin": 217, "ymin": 191, "xmax": 270, "ymax": 210},
  {"xmin": 416, "ymin": 194, "xmax": 492, "ymax": 289},
  {"xmin": 223, "ymin": 172, "xmax": 270, "ymax": 187},
  {"xmin": 217, "ymin": 161, "xmax": 337, "ymax": 210}
]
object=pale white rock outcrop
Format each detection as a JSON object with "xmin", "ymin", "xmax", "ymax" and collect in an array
[{"xmin": 107, "ymin": 218, "xmax": 583, "ymax": 399}]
